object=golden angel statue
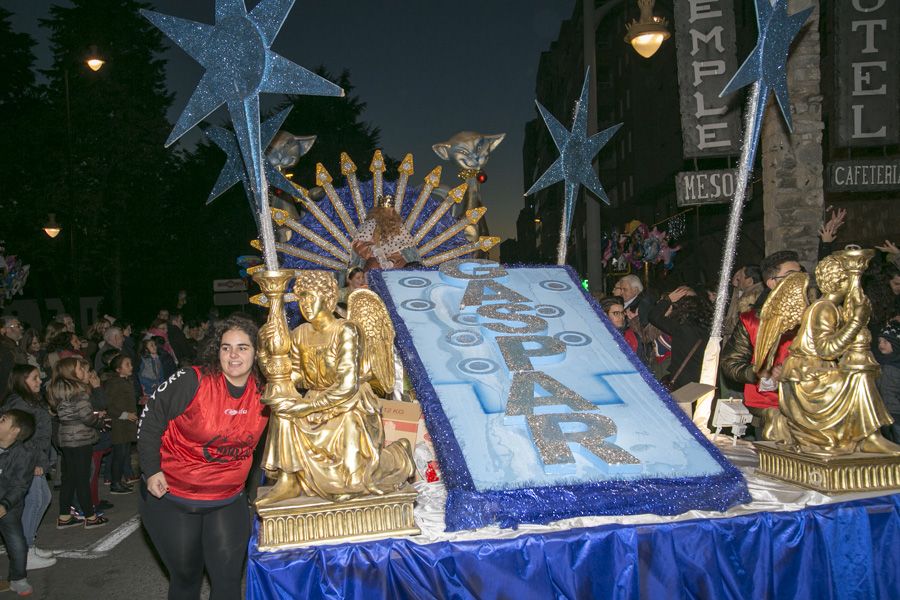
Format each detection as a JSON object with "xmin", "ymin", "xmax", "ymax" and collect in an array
[
  {"xmin": 255, "ymin": 270, "xmax": 415, "ymax": 506},
  {"xmin": 753, "ymin": 248, "xmax": 900, "ymax": 456}
]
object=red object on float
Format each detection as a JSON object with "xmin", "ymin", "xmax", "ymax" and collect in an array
[{"xmin": 476, "ymin": 171, "xmax": 487, "ymax": 184}]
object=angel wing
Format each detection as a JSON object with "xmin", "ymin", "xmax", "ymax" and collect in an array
[
  {"xmin": 752, "ymin": 271, "xmax": 810, "ymax": 373},
  {"xmin": 347, "ymin": 289, "xmax": 395, "ymax": 396}
]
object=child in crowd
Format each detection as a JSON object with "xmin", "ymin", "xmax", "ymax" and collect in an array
[
  {"xmin": 103, "ymin": 354, "xmax": 139, "ymax": 494},
  {"xmin": 876, "ymin": 322, "xmax": 900, "ymax": 443},
  {"xmin": 138, "ymin": 339, "xmax": 165, "ymax": 398},
  {"xmin": 47, "ymin": 357, "xmax": 109, "ymax": 529},
  {"xmin": 0, "ymin": 409, "xmax": 37, "ymax": 596}
]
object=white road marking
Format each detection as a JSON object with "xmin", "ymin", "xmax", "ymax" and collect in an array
[{"xmin": 52, "ymin": 515, "xmax": 143, "ymax": 560}]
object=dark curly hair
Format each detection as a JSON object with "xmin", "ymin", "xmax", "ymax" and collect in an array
[
  {"xmin": 195, "ymin": 314, "xmax": 263, "ymax": 389},
  {"xmin": 670, "ymin": 294, "xmax": 713, "ymax": 333}
]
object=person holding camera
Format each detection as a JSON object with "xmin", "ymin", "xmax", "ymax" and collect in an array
[{"xmin": 47, "ymin": 357, "xmax": 109, "ymax": 529}]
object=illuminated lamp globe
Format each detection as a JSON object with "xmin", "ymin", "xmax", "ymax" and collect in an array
[
  {"xmin": 43, "ymin": 213, "xmax": 61, "ymax": 238},
  {"xmin": 86, "ymin": 46, "xmax": 105, "ymax": 71},
  {"xmin": 624, "ymin": 0, "xmax": 670, "ymax": 59}
]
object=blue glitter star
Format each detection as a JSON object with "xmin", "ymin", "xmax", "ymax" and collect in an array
[
  {"xmin": 205, "ymin": 106, "xmax": 298, "ymax": 207},
  {"xmin": 526, "ymin": 69, "xmax": 620, "ymax": 259},
  {"xmin": 719, "ymin": 0, "xmax": 813, "ymax": 132},
  {"xmin": 142, "ymin": 0, "xmax": 343, "ymax": 269}
]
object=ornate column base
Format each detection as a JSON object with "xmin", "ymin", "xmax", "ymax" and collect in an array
[
  {"xmin": 256, "ymin": 484, "xmax": 420, "ymax": 551},
  {"xmin": 755, "ymin": 441, "xmax": 900, "ymax": 493}
]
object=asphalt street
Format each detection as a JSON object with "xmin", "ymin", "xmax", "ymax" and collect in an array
[{"xmin": 0, "ymin": 483, "xmax": 240, "ymax": 599}]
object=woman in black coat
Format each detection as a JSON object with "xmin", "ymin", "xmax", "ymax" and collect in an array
[{"xmin": 649, "ymin": 286, "xmax": 712, "ymax": 390}]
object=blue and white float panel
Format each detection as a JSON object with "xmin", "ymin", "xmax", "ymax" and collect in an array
[{"xmin": 369, "ymin": 261, "xmax": 749, "ymax": 531}]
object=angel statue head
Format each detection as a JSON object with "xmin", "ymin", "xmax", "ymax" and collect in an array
[
  {"xmin": 815, "ymin": 255, "xmax": 850, "ymax": 297},
  {"xmin": 294, "ymin": 270, "xmax": 339, "ymax": 320}
]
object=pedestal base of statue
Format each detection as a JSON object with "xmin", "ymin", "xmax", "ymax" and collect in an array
[
  {"xmin": 755, "ymin": 441, "xmax": 900, "ymax": 493},
  {"xmin": 255, "ymin": 484, "xmax": 420, "ymax": 551}
]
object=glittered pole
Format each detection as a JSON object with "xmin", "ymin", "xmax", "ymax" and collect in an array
[
  {"xmin": 557, "ymin": 181, "xmax": 577, "ymax": 265},
  {"xmin": 235, "ymin": 98, "xmax": 278, "ymax": 270},
  {"xmin": 694, "ymin": 81, "xmax": 764, "ymax": 431}
]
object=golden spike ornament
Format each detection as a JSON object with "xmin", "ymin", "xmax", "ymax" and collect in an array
[
  {"xmin": 412, "ymin": 182, "xmax": 466, "ymax": 244},
  {"xmin": 418, "ymin": 207, "xmax": 486, "ymax": 256},
  {"xmin": 291, "ymin": 186, "xmax": 352, "ymax": 251},
  {"xmin": 370, "ymin": 150, "xmax": 386, "ymax": 201},
  {"xmin": 341, "ymin": 152, "xmax": 366, "ymax": 224},
  {"xmin": 394, "ymin": 153, "xmax": 414, "ymax": 214},
  {"xmin": 422, "ymin": 236, "xmax": 499, "ymax": 266},
  {"xmin": 271, "ymin": 208, "xmax": 350, "ymax": 263},
  {"xmin": 271, "ymin": 242, "xmax": 345, "ymax": 271},
  {"xmin": 405, "ymin": 166, "xmax": 441, "ymax": 231},
  {"xmin": 317, "ymin": 164, "xmax": 358, "ymax": 238}
]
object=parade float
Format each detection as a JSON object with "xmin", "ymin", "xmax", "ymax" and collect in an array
[{"xmin": 142, "ymin": 1, "xmax": 900, "ymax": 598}]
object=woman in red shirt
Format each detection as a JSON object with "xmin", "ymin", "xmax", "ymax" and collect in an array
[{"xmin": 138, "ymin": 315, "xmax": 268, "ymax": 600}]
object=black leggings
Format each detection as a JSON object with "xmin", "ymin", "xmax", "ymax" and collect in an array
[
  {"xmin": 60, "ymin": 444, "xmax": 95, "ymax": 518},
  {"xmin": 139, "ymin": 486, "xmax": 250, "ymax": 600}
]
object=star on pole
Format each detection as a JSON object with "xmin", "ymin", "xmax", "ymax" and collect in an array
[
  {"xmin": 204, "ymin": 106, "xmax": 300, "ymax": 212},
  {"xmin": 693, "ymin": 0, "xmax": 814, "ymax": 422},
  {"xmin": 719, "ymin": 0, "xmax": 813, "ymax": 132},
  {"xmin": 142, "ymin": 0, "xmax": 344, "ymax": 269},
  {"xmin": 525, "ymin": 68, "xmax": 621, "ymax": 265}
]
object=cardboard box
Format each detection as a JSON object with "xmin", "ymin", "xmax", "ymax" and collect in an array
[{"xmin": 380, "ymin": 399, "xmax": 422, "ymax": 448}]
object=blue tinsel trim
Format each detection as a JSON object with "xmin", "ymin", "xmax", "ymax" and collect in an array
[{"xmin": 368, "ymin": 265, "xmax": 750, "ymax": 532}]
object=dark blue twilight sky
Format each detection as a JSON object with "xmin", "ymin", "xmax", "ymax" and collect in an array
[{"xmin": 6, "ymin": 0, "xmax": 577, "ymax": 241}]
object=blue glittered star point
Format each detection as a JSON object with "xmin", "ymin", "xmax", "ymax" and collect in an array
[
  {"xmin": 142, "ymin": 0, "xmax": 344, "ymax": 269},
  {"xmin": 525, "ymin": 69, "xmax": 621, "ymax": 263},
  {"xmin": 142, "ymin": 0, "xmax": 343, "ymax": 148},
  {"xmin": 719, "ymin": 0, "xmax": 813, "ymax": 132}
]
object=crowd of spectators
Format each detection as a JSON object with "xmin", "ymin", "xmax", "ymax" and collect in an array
[
  {"xmin": 596, "ymin": 210, "xmax": 900, "ymax": 440},
  {"xmin": 0, "ymin": 305, "xmax": 224, "ymax": 594}
]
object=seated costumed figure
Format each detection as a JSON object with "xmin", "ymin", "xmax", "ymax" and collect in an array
[
  {"xmin": 255, "ymin": 270, "xmax": 415, "ymax": 506},
  {"xmin": 351, "ymin": 194, "xmax": 420, "ymax": 270},
  {"xmin": 753, "ymin": 249, "xmax": 900, "ymax": 455}
]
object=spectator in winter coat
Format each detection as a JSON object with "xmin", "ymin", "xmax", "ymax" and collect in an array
[
  {"xmin": 0, "ymin": 409, "xmax": 37, "ymax": 596},
  {"xmin": 47, "ymin": 357, "xmax": 109, "ymax": 530},
  {"xmin": 1, "ymin": 365, "xmax": 56, "ymax": 569},
  {"xmin": 103, "ymin": 355, "xmax": 138, "ymax": 494}
]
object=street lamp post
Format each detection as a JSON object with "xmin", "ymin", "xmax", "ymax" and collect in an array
[
  {"xmin": 582, "ymin": 0, "xmax": 669, "ymax": 293},
  {"xmin": 61, "ymin": 47, "xmax": 105, "ymax": 297}
]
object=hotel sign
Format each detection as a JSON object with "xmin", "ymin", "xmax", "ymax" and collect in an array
[
  {"xmin": 673, "ymin": 0, "xmax": 741, "ymax": 158},
  {"xmin": 826, "ymin": 158, "xmax": 900, "ymax": 192},
  {"xmin": 834, "ymin": 0, "xmax": 899, "ymax": 147}
]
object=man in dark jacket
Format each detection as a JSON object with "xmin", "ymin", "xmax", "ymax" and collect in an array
[
  {"xmin": 720, "ymin": 251, "xmax": 802, "ymax": 433},
  {"xmin": 0, "ymin": 409, "xmax": 37, "ymax": 596},
  {"xmin": 167, "ymin": 313, "xmax": 194, "ymax": 366},
  {"xmin": 0, "ymin": 316, "xmax": 27, "ymax": 398}
]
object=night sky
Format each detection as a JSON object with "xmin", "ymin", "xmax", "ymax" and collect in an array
[{"xmin": 6, "ymin": 0, "xmax": 578, "ymax": 242}]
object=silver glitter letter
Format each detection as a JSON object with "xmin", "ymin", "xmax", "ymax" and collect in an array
[
  {"xmin": 506, "ymin": 371, "xmax": 595, "ymax": 416},
  {"xmin": 496, "ymin": 335, "xmax": 565, "ymax": 372},
  {"xmin": 462, "ymin": 280, "xmax": 530, "ymax": 307},
  {"xmin": 439, "ymin": 258, "xmax": 508, "ymax": 280},
  {"xmin": 526, "ymin": 413, "xmax": 640, "ymax": 467},
  {"xmin": 477, "ymin": 303, "xmax": 547, "ymax": 333}
]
